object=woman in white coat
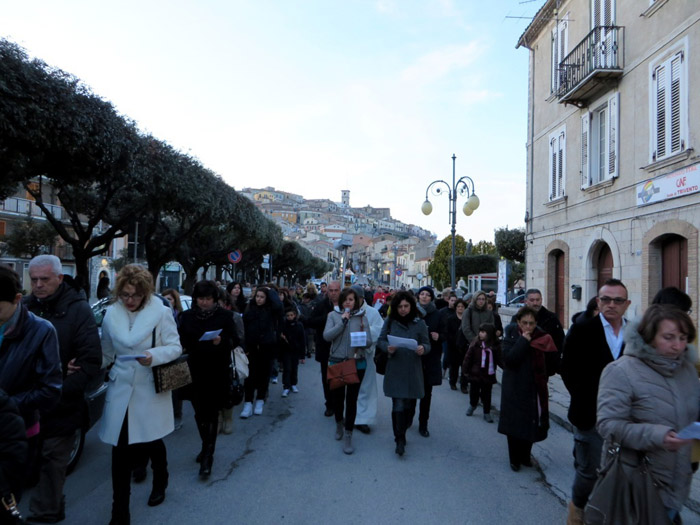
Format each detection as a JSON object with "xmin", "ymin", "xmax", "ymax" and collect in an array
[{"xmin": 99, "ymin": 265, "xmax": 182, "ymax": 525}]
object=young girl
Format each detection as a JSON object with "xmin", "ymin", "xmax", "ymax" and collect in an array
[
  {"xmin": 463, "ymin": 323, "xmax": 502, "ymax": 422},
  {"xmin": 280, "ymin": 307, "xmax": 306, "ymax": 397}
]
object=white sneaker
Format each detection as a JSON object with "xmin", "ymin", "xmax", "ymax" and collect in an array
[
  {"xmin": 271, "ymin": 377, "xmax": 278, "ymax": 384},
  {"xmin": 240, "ymin": 402, "xmax": 253, "ymax": 419},
  {"xmin": 282, "ymin": 389, "xmax": 289, "ymax": 397},
  {"xmin": 291, "ymin": 385, "xmax": 299, "ymax": 393},
  {"xmin": 254, "ymin": 400, "xmax": 264, "ymax": 415}
]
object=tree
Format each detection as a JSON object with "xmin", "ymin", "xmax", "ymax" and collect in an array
[
  {"xmin": 1, "ymin": 214, "xmax": 58, "ymax": 258},
  {"xmin": 472, "ymin": 240, "xmax": 497, "ymax": 256},
  {"xmin": 428, "ymin": 235, "xmax": 467, "ymax": 290},
  {"xmin": 495, "ymin": 227, "xmax": 525, "ymax": 263},
  {"xmin": 454, "ymin": 254, "xmax": 498, "ymax": 279}
]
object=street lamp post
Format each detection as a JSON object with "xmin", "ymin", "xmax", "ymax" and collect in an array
[{"xmin": 422, "ymin": 154, "xmax": 480, "ymax": 291}]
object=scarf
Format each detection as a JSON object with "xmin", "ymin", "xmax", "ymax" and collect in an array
[
  {"xmin": 520, "ymin": 327, "xmax": 556, "ymax": 428},
  {"xmin": 480, "ymin": 341, "xmax": 495, "ymax": 375}
]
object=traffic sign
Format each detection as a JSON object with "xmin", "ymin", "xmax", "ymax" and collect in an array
[
  {"xmin": 395, "ymin": 269, "xmax": 403, "ymax": 276},
  {"xmin": 416, "ymin": 272, "xmax": 424, "ymax": 281},
  {"xmin": 228, "ymin": 250, "xmax": 242, "ymax": 264}
]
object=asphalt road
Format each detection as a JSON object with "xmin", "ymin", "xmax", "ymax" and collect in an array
[{"xmin": 18, "ymin": 363, "xmax": 592, "ymax": 524}]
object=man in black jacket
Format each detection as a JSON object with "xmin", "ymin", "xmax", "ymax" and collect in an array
[
  {"xmin": 560, "ymin": 279, "xmax": 630, "ymax": 524},
  {"xmin": 514, "ymin": 289, "xmax": 565, "ymax": 355},
  {"xmin": 24, "ymin": 256, "xmax": 101, "ymax": 524},
  {"xmin": 308, "ymin": 281, "xmax": 340, "ymax": 417}
]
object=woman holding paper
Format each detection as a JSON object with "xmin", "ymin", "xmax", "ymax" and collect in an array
[
  {"xmin": 323, "ymin": 287, "xmax": 373, "ymax": 455},
  {"xmin": 597, "ymin": 304, "xmax": 699, "ymax": 521},
  {"xmin": 178, "ymin": 280, "xmax": 240, "ymax": 479},
  {"xmin": 376, "ymin": 291, "xmax": 430, "ymax": 457},
  {"xmin": 99, "ymin": 265, "xmax": 182, "ymax": 524}
]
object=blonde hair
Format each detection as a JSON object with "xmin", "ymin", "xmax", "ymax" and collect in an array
[{"xmin": 114, "ymin": 264, "xmax": 154, "ymax": 309}]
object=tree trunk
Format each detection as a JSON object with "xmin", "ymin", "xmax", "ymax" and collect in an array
[
  {"xmin": 72, "ymin": 250, "xmax": 92, "ymax": 299},
  {"xmin": 182, "ymin": 272, "xmax": 198, "ymax": 295}
]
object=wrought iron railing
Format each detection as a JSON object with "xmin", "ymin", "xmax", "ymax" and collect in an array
[
  {"xmin": 557, "ymin": 26, "xmax": 624, "ymax": 99},
  {"xmin": 0, "ymin": 197, "xmax": 64, "ymax": 220}
]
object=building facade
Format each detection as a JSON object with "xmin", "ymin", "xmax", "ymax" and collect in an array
[{"xmin": 518, "ymin": 0, "xmax": 700, "ymax": 327}]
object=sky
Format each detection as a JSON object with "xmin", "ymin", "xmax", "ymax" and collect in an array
[{"xmin": 1, "ymin": 0, "xmax": 542, "ymax": 243}]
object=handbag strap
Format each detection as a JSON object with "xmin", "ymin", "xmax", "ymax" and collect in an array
[{"xmin": 151, "ymin": 328, "xmax": 156, "ymax": 348}]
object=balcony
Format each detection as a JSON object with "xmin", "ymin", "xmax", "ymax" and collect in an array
[
  {"xmin": 0, "ymin": 197, "xmax": 64, "ymax": 221},
  {"xmin": 557, "ymin": 26, "xmax": 624, "ymax": 105}
]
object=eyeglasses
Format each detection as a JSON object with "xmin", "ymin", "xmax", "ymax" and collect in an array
[
  {"xmin": 119, "ymin": 292, "xmax": 144, "ymax": 301},
  {"xmin": 599, "ymin": 296, "xmax": 627, "ymax": 305}
]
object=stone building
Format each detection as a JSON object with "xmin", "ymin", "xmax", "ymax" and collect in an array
[{"xmin": 517, "ymin": 0, "xmax": 700, "ymax": 326}]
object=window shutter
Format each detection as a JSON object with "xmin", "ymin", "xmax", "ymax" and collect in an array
[
  {"xmin": 654, "ymin": 63, "xmax": 666, "ymax": 160},
  {"xmin": 550, "ymin": 136, "xmax": 557, "ymax": 199},
  {"xmin": 608, "ymin": 93, "xmax": 619, "ymax": 179},
  {"xmin": 670, "ymin": 52, "xmax": 682, "ymax": 154},
  {"xmin": 558, "ymin": 130, "xmax": 566, "ymax": 197},
  {"xmin": 581, "ymin": 112, "xmax": 590, "ymax": 188},
  {"xmin": 551, "ymin": 30, "xmax": 558, "ymax": 94}
]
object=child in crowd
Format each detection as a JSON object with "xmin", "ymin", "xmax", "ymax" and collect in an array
[
  {"xmin": 297, "ymin": 293, "xmax": 316, "ymax": 358},
  {"xmin": 280, "ymin": 307, "xmax": 306, "ymax": 397},
  {"xmin": 463, "ymin": 323, "xmax": 502, "ymax": 422}
]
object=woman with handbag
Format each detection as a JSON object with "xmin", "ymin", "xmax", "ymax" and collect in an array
[
  {"xmin": 99, "ymin": 265, "xmax": 182, "ymax": 525},
  {"xmin": 497, "ymin": 306, "xmax": 558, "ymax": 472},
  {"xmin": 376, "ymin": 291, "xmax": 430, "ymax": 456},
  {"xmin": 178, "ymin": 280, "xmax": 240, "ymax": 479},
  {"xmin": 323, "ymin": 287, "xmax": 372, "ymax": 454},
  {"xmin": 595, "ymin": 304, "xmax": 699, "ymax": 524}
]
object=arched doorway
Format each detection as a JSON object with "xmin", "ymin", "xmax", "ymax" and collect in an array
[
  {"xmin": 661, "ymin": 235, "xmax": 688, "ymax": 291},
  {"xmin": 596, "ymin": 243, "xmax": 613, "ymax": 290}
]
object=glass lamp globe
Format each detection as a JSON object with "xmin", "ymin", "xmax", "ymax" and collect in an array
[{"xmin": 421, "ymin": 200, "xmax": 433, "ymax": 216}]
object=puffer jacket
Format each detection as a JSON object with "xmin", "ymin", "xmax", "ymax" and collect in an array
[
  {"xmin": 23, "ymin": 277, "xmax": 102, "ymax": 437},
  {"xmin": 461, "ymin": 290, "xmax": 494, "ymax": 343},
  {"xmin": 323, "ymin": 308, "xmax": 372, "ymax": 362},
  {"xmin": 597, "ymin": 320, "xmax": 700, "ymax": 512}
]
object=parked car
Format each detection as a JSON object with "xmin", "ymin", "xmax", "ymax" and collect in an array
[{"xmin": 505, "ymin": 294, "xmax": 526, "ymax": 307}]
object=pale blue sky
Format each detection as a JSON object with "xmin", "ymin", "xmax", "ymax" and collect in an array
[{"xmin": 1, "ymin": 0, "xmax": 541, "ymax": 243}]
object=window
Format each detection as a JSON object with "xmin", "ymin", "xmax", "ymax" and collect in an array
[
  {"xmin": 551, "ymin": 15, "xmax": 569, "ymax": 94},
  {"xmin": 548, "ymin": 126, "xmax": 566, "ymax": 200},
  {"xmin": 581, "ymin": 93, "xmax": 619, "ymax": 187},
  {"xmin": 650, "ymin": 47, "xmax": 687, "ymax": 163}
]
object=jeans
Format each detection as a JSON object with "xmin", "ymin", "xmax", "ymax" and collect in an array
[
  {"xmin": 571, "ymin": 427, "xmax": 604, "ymax": 508},
  {"xmin": 331, "ymin": 369, "xmax": 365, "ymax": 431},
  {"xmin": 28, "ymin": 435, "xmax": 74, "ymax": 518}
]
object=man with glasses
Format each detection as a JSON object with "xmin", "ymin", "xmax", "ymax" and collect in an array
[
  {"xmin": 24, "ymin": 255, "xmax": 101, "ymax": 523},
  {"xmin": 560, "ymin": 278, "xmax": 631, "ymax": 525}
]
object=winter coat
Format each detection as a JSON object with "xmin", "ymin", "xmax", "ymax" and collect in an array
[
  {"xmin": 24, "ymin": 278, "xmax": 102, "ymax": 437},
  {"xmin": 99, "ymin": 296, "xmax": 182, "ymax": 446},
  {"xmin": 419, "ymin": 301, "xmax": 444, "ymax": 386},
  {"xmin": 355, "ymin": 303, "xmax": 385, "ymax": 426},
  {"xmin": 232, "ymin": 311, "xmax": 245, "ymax": 348},
  {"xmin": 377, "ymin": 316, "xmax": 431, "ymax": 399},
  {"xmin": 0, "ymin": 304, "xmax": 62, "ymax": 432},
  {"xmin": 0, "ymin": 389, "xmax": 27, "ymax": 500},
  {"xmin": 309, "ymin": 297, "xmax": 334, "ymax": 363},
  {"xmin": 463, "ymin": 338, "xmax": 502, "ymax": 385},
  {"xmin": 324, "ymin": 308, "xmax": 372, "ymax": 362},
  {"xmin": 178, "ymin": 306, "xmax": 239, "ymax": 409},
  {"xmin": 497, "ymin": 323, "xmax": 557, "ymax": 443},
  {"xmin": 461, "ymin": 292, "xmax": 494, "ymax": 344},
  {"xmin": 281, "ymin": 319, "xmax": 306, "ymax": 360},
  {"xmin": 597, "ymin": 320, "xmax": 700, "ymax": 512},
  {"xmin": 243, "ymin": 289, "xmax": 283, "ymax": 348}
]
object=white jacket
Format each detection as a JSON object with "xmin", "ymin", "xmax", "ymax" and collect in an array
[{"xmin": 99, "ymin": 297, "xmax": 182, "ymax": 446}]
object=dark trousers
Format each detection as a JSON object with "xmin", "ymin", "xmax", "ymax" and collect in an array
[
  {"xmin": 320, "ymin": 360, "xmax": 331, "ymax": 410},
  {"xmin": 468, "ymin": 382, "xmax": 493, "ymax": 413},
  {"xmin": 448, "ymin": 347, "xmax": 465, "ymax": 387},
  {"xmin": 330, "ymin": 369, "xmax": 365, "ymax": 431},
  {"xmin": 281, "ymin": 351, "xmax": 299, "ymax": 389},
  {"xmin": 28, "ymin": 434, "xmax": 74, "ymax": 518},
  {"xmin": 172, "ymin": 388, "xmax": 183, "ymax": 419},
  {"xmin": 244, "ymin": 344, "xmax": 273, "ymax": 402},
  {"xmin": 407, "ymin": 383, "xmax": 433, "ymax": 428},
  {"xmin": 506, "ymin": 436, "xmax": 532, "ymax": 467},
  {"xmin": 112, "ymin": 416, "xmax": 167, "ymax": 515},
  {"xmin": 391, "ymin": 398, "xmax": 411, "ymax": 443}
]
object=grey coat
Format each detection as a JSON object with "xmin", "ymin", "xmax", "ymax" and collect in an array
[
  {"xmin": 461, "ymin": 291, "xmax": 494, "ymax": 343},
  {"xmin": 377, "ymin": 317, "xmax": 431, "ymax": 399},
  {"xmin": 323, "ymin": 308, "xmax": 372, "ymax": 361},
  {"xmin": 597, "ymin": 320, "xmax": 700, "ymax": 512}
]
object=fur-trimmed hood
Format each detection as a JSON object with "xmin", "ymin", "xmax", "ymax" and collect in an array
[{"xmin": 623, "ymin": 318, "xmax": 698, "ymax": 377}]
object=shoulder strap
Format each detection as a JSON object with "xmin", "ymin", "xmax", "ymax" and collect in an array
[{"xmin": 151, "ymin": 328, "xmax": 156, "ymax": 348}]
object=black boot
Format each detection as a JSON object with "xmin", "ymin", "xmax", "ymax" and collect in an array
[
  {"xmin": 147, "ymin": 442, "xmax": 168, "ymax": 507},
  {"xmin": 198, "ymin": 422, "xmax": 218, "ymax": 479},
  {"xmin": 392, "ymin": 412, "xmax": 406, "ymax": 456},
  {"xmin": 111, "ymin": 445, "xmax": 131, "ymax": 525},
  {"xmin": 195, "ymin": 420, "xmax": 208, "ymax": 463},
  {"xmin": 109, "ymin": 510, "xmax": 130, "ymax": 525}
]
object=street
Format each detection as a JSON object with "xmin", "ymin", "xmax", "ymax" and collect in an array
[{"xmin": 22, "ymin": 362, "xmax": 700, "ymax": 525}]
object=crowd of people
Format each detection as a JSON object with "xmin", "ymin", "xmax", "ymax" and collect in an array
[{"xmin": 1, "ymin": 256, "xmax": 699, "ymax": 524}]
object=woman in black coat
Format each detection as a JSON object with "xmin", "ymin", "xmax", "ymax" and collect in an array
[
  {"xmin": 179, "ymin": 280, "xmax": 239, "ymax": 479},
  {"xmin": 497, "ymin": 306, "xmax": 558, "ymax": 472}
]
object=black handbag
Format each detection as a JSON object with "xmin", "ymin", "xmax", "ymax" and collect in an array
[
  {"xmin": 584, "ymin": 444, "xmax": 669, "ymax": 525},
  {"xmin": 224, "ymin": 349, "xmax": 245, "ymax": 408}
]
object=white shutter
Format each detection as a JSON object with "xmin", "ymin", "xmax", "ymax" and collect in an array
[
  {"xmin": 581, "ymin": 112, "xmax": 590, "ymax": 188},
  {"xmin": 654, "ymin": 63, "xmax": 666, "ymax": 160},
  {"xmin": 670, "ymin": 52, "xmax": 683, "ymax": 154},
  {"xmin": 551, "ymin": 30, "xmax": 558, "ymax": 94},
  {"xmin": 550, "ymin": 136, "xmax": 557, "ymax": 199},
  {"xmin": 558, "ymin": 130, "xmax": 566, "ymax": 197},
  {"xmin": 607, "ymin": 93, "xmax": 619, "ymax": 179}
]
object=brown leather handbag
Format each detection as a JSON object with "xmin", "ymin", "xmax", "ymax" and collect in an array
[{"xmin": 327, "ymin": 359, "xmax": 360, "ymax": 390}]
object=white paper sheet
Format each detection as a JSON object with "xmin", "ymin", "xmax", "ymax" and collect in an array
[
  {"xmin": 117, "ymin": 354, "xmax": 148, "ymax": 361},
  {"xmin": 350, "ymin": 331, "xmax": 367, "ymax": 347},
  {"xmin": 199, "ymin": 329, "xmax": 223, "ymax": 341},
  {"xmin": 387, "ymin": 335, "xmax": 418, "ymax": 350},
  {"xmin": 677, "ymin": 422, "xmax": 700, "ymax": 439}
]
